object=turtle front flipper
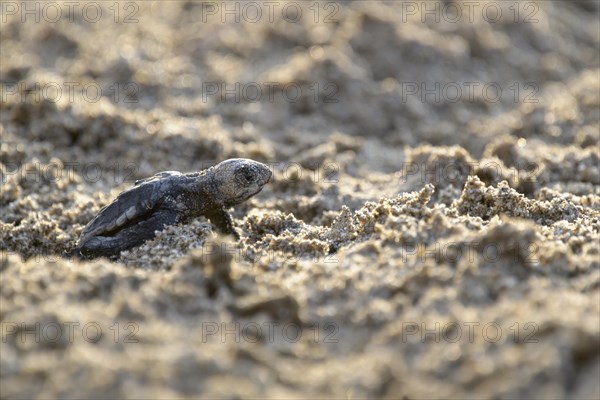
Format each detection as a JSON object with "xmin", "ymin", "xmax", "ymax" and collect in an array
[
  {"xmin": 206, "ymin": 208, "xmax": 240, "ymax": 240},
  {"xmin": 74, "ymin": 209, "xmax": 179, "ymax": 259}
]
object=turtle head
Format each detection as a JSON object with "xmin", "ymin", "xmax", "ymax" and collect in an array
[{"xmin": 211, "ymin": 158, "xmax": 272, "ymax": 206}]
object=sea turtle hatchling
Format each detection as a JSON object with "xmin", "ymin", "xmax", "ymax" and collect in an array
[{"xmin": 70, "ymin": 158, "xmax": 272, "ymax": 259}]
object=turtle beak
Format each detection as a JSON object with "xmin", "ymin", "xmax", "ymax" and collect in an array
[
  {"xmin": 255, "ymin": 162, "xmax": 272, "ymax": 187},
  {"xmin": 263, "ymin": 167, "xmax": 273, "ymax": 185}
]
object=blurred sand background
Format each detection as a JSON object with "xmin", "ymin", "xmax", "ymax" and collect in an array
[{"xmin": 1, "ymin": 1, "xmax": 599, "ymax": 398}]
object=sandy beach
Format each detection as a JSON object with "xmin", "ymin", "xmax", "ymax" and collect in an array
[{"xmin": 1, "ymin": 1, "xmax": 599, "ymax": 398}]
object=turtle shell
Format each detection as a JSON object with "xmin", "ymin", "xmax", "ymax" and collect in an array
[{"xmin": 76, "ymin": 171, "xmax": 183, "ymax": 247}]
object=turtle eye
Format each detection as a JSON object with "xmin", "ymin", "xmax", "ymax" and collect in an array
[{"xmin": 236, "ymin": 167, "xmax": 256, "ymax": 185}]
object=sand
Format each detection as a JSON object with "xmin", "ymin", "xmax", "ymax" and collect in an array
[{"xmin": 1, "ymin": 1, "xmax": 599, "ymax": 398}]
